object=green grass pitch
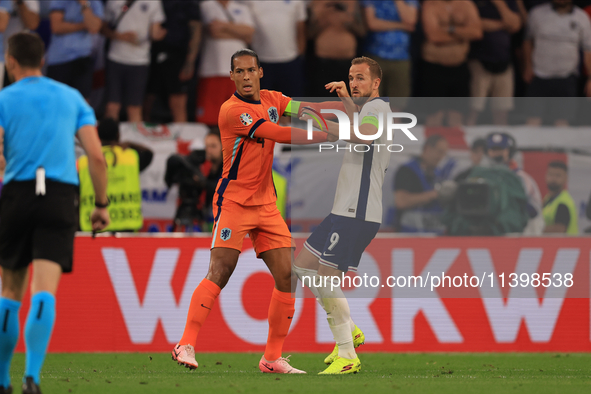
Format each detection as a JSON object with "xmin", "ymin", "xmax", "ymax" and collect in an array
[{"xmin": 8, "ymin": 353, "xmax": 591, "ymax": 393}]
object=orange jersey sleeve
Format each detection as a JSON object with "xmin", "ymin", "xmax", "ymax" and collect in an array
[{"xmin": 215, "ymin": 91, "xmax": 330, "ymax": 207}]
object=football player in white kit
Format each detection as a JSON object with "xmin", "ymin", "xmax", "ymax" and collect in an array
[{"xmin": 294, "ymin": 57, "xmax": 391, "ymax": 375}]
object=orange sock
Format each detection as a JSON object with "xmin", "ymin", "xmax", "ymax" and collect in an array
[
  {"xmin": 179, "ymin": 278, "xmax": 221, "ymax": 347},
  {"xmin": 264, "ymin": 288, "xmax": 295, "ymax": 361}
]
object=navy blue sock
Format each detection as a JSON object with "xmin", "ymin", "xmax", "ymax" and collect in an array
[
  {"xmin": 0, "ymin": 297, "xmax": 21, "ymax": 388},
  {"xmin": 24, "ymin": 292, "xmax": 55, "ymax": 385}
]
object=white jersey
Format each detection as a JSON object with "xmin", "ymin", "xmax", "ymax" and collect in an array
[
  {"xmin": 331, "ymin": 98, "xmax": 391, "ymax": 223},
  {"xmin": 105, "ymin": 0, "xmax": 165, "ymax": 66}
]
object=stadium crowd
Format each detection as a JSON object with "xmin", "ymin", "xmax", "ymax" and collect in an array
[{"xmin": 1, "ymin": 0, "xmax": 591, "ymax": 125}]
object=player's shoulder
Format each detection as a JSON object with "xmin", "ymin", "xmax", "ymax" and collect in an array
[
  {"xmin": 219, "ymin": 95, "xmax": 259, "ymax": 129},
  {"xmin": 36, "ymin": 76, "xmax": 78, "ymax": 95},
  {"xmin": 361, "ymin": 97, "xmax": 389, "ymax": 114},
  {"xmin": 260, "ymin": 89, "xmax": 282, "ymax": 99},
  {"xmin": 260, "ymin": 89, "xmax": 291, "ymax": 110},
  {"xmin": 0, "ymin": 77, "xmax": 74, "ymax": 100},
  {"xmin": 220, "ymin": 94, "xmax": 253, "ymax": 115},
  {"xmin": 261, "ymin": 89, "xmax": 291, "ymax": 101}
]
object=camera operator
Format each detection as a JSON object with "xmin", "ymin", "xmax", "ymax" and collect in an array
[
  {"xmin": 165, "ymin": 132, "xmax": 222, "ymax": 232},
  {"xmin": 484, "ymin": 132, "xmax": 543, "ymax": 235},
  {"xmin": 454, "ymin": 138, "xmax": 487, "ymax": 183},
  {"xmin": 78, "ymin": 117, "xmax": 154, "ymax": 232}
]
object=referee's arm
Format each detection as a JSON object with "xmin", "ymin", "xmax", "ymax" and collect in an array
[
  {"xmin": 78, "ymin": 125, "xmax": 110, "ymax": 230},
  {"xmin": 0, "ymin": 127, "xmax": 5, "ymax": 173}
]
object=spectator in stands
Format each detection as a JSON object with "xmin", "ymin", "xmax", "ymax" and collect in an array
[
  {"xmin": 46, "ymin": 0, "xmax": 103, "ymax": 100},
  {"xmin": 145, "ymin": 0, "xmax": 202, "ymax": 123},
  {"xmin": 77, "ymin": 118, "xmax": 153, "ymax": 232},
  {"xmin": 542, "ymin": 161, "xmax": 578, "ymax": 234},
  {"xmin": 484, "ymin": 132, "xmax": 543, "ymax": 235},
  {"xmin": 196, "ymin": 0, "xmax": 254, "ymax": 126},
  {"xmin": 466, "ymin": 0, "xmax": 521, "ymax": 126},
  {"xmin": 2, "ymin": 0, "xmax": 39, "ymax": 88},
  {"xmin": 307, "ymin": 0, "xmax": 365, "ymax": 97},
  {"xmin": 524, "ymin": 0, "xmax": 591, "ymax": 126},
  {"xmin": 361, "ymin": 0, "xmax": 418, "ymax": 108},
  {"xmin": 0, "ymin": 1, "xmax": 11, "ymax": 89},
  {"xmin": 454, "ymin": 137, "xmax": 487, "ymax": 182},
  {"xmin": 246, "ymin": 0, "xmax": 307, "ymax": 97},
  {"xmin": 393, "ymin": 134, "xmax": 448, "ymax": 233},
  {"xmin": 421, "ymin": 0, "xmax": 482, "ymax": 126},
  {"xmin": 102, "ymin": 0, "xmax": 166, "ymax": 123}
]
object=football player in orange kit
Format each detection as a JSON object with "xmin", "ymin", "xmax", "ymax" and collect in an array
[{"xmin": 171, "ymin": 49, "xmax": 331, "ymax": 374}]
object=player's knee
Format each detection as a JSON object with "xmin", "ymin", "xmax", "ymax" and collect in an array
[
  {"xmin": 292, "ymin": 263, "xmax": 317, "ymax": 284},
  {"xmin": 1, "ymin": 283, "xmax": 25, "ymax": 302},
  {"xmin": 273, "ymin": 269, "xmax": 292, "ymax": 293},
  {"xmin": 316, "ymin": 281, "xmax": 346, "ymax": 310},
  {"xmin": 1, "ymin": 269, "xmax": 29, "ymax": 302},
  {"xmin": 206, "ymin": 261, "xmax": 236, "ymax": 289}
]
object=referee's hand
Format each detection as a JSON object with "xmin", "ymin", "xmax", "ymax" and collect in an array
[{"xmin": 90, "ymin": 208, "xmax": 110, "ymax": 232}]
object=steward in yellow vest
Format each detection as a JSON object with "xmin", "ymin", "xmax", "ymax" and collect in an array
[
  {"xmin": 78, "ymin": 118, "xmax": 153, "ymax": 232},
  {"xmin": 542, "ymin": 161, "xmax": 578, "ymax": 235}
]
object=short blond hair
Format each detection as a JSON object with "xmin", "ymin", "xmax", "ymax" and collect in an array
[{"xmin": 351, "ymin": 56, "xmax": 382, "ymax": 80}]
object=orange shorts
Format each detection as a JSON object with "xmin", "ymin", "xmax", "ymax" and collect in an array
[{"xmin": 211, "ymin": 200, "xmax": 292, "ymax": 257}]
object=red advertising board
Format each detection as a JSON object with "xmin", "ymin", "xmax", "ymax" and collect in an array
[{"xmin": 12, "ymin": 236, "xmax": 590, "ymax": 353}]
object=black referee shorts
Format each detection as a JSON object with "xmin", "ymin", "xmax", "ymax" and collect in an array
[{"xmin": 0, "ymin": 180, "xmax": 77, "ymax": 273}]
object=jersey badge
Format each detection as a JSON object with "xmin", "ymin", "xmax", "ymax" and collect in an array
[
  {"xmin": 268, "ymin": 107, "xmax": 279, "ymax": 123},
  {"xmin": 220, "ymin": 228, "xmax": 232, "ymax": 241},
  {"xmin": 240, "ymin": 113, "xmax": 253, "ymax": 126}
]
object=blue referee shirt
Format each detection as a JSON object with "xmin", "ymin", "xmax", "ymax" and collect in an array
[{"xmin": 0, "ymin": 76, "xmax": 97, "ymax": 186}]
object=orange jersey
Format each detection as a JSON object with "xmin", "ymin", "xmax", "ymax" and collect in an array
[{"xmin": 215, "ymin": 90, "xmax": 292, "ymax": 206}]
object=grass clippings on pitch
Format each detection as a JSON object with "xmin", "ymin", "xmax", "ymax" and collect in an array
[{"xmin": 8, "ymin": 352, "xmax": 591, "ymax": 394}]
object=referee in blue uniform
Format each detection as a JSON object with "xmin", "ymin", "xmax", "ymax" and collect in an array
[{"xmin": 0, "ymin": 32, "xmax": 110, "ymax": 394}]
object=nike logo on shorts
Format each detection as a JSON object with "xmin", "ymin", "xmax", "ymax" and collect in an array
[{"xmin": 201, "ymin": 304, "xmax": 211, "ymax": 310}]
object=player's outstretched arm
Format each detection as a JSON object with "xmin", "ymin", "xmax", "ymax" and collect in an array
[
  {"xmin": 227, "ymin": 105, "xmax": 332, "ymax": 145},
  {"xmin": 284, "ymin": 99, "xmax": 347, "ymax": 120},
  {"xmin": 0, "ymin": 127, "xmax": 5, "ymax": 173},
  {"xmin": 250, "ymin": 121, "xmax": 331, "ymax": 145}
]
